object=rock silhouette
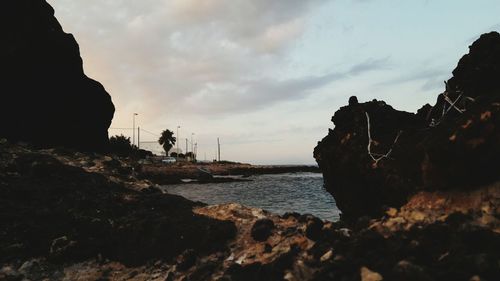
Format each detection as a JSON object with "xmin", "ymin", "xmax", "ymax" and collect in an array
[
  {"xmin": 0, "ymin": 142, "xmax": 236, "ymax": 266},
  {"xmin": 0, "ymin": 0, "xmax": 114, "ymax": 151},
  {"xmin": 314, "ymin": 32, "xmax": 500, "ymax": 220}
]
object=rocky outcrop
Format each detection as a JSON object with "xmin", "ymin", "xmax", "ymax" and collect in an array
[
  {"xmin": 0, "ymin": 0, "xmax": 114, "ymax": 151},
  {"xmin": 0, "ymin": 140, "xmax": 498, "ymax": 281},
  {"xmin": 0, "ymin": 141, "xmax": 235, "ymax": 266},
  {"xmin": 314, "ymin": 32, "xmax": 500, "ymax": 220},
  {"xmin": 313, "ymin": 100, "xmax": 426, "ymax": 220}
]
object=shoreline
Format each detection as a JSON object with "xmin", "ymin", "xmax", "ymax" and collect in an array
[{"xmin": 138, "ymin": 162, "xmax": 320, "ymax": 185}]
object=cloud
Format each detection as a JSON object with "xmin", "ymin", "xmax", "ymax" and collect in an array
[
  {"xmin": 183, "ymin": 57, "xmax": 391, "ymax": 114},
  {"xmin": 376, "ymin": 67, "xmax": 449, "ymax": 92},
  {"xmin": 49, "ymin": 0, "xmax": 332, "ymax": 124},
  {"xmin": 50, "ymin": 0, "xmax": 388, "ymax": 118}
]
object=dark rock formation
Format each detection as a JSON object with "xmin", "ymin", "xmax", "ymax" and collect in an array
[
  {"xmin": 304, "ymin": 215, "xmax": 325, "ymax": 241},
  {"xmin": 0, "ymin": 142, "xmax": 236, "ymax": 266},
  {"xmin": 314, "ymin": 32, "xmax": 500, "ymax": 220},
  {"xmin": 0, "ymin": 0, "xmax": 114, "ymax": 151},
  {"xmin": 251, "ymin": 219, "xmax": 275, "ymax": 241},
  {"xmin": 1, "ymin": 140, "xmax": 498, "ymax": 280},
  {"xmin": 314, "ymin": 100, "xmax": 426, "ymax": 220}
]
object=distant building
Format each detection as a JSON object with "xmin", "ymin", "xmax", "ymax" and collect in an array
[{"xmin": 168, "ymin": 148, "xmax": 183, "ymax": 156}]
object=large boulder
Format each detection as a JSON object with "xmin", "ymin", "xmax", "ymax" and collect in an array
[
  {"xmin": 0, "ymin": 0, "xmax": 114, "ymax": 151},
  {"xmin": 314, "ymin": 32, "xmax": 500, "ymax": 220},
  {"xmin": 314, "ymin": 100, "xmax": 427, "ymax": 220}
]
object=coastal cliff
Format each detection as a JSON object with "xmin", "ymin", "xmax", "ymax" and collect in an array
[{"xmin": 0, "ymin": 0, "xmax": 114, "ymax": 151}]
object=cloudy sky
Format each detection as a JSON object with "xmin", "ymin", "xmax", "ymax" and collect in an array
[{"xmin": 49, "ymin": 0, "xmax": 500, "ymax": 164}]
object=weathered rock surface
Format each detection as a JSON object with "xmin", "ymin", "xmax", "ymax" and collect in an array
[
  {"xmin": 1, "ymin": 2, "xmax": 499, "ymax": 279},
  {"xmin": 1, "ymin": 150, "xmax": 497, "ymax": 281},
  {"xmin": 314, "ymin": 32, "xmax": 500, "ymax": 220},
  {"xmin": 314, "ymin": 100, "xmax": 426, "ymax": 219},
  {"xmin": 0, "ymin": 141, "xmax": 236, "ymax": 267},
  {"xmin": 0, "ymin": 0, "xmax": 114, "ymax": 151}
]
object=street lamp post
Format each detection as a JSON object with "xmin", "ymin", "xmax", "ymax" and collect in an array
[
  {"xmin": 132, "ymin": 113, "xmax": 138, "ymax": 146},
  {"xmin": 194, "ymin": 142, "xmax": 197, "ymax": 161},
  {"xmin": 176, "ymin": 125, "xmax": 180, "ymax": 160},
  {"xmin": 191, "ymin": 133, "xmax": 194, "ymax": 154}
]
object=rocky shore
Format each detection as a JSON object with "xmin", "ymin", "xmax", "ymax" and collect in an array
[
  {"xmin": 1, "ymin": 140, "xmax": 498, "ymax": 281},
  {"xmin": 1, "ymin": 1, "xmax": 499, "ymax": 280},
  {"xmin": 139, "ymin": 163, "xmax": 319, "ymax": 185}
]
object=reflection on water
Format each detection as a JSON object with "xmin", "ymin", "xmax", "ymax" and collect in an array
[{"xmin": 162, "ymin": 172, "xmax": 340, "ymax": 221}]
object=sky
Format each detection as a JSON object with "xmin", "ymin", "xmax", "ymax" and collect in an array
[{"xmin": 48, "ymin": 0, "xmax": 500, "ymax": 164}]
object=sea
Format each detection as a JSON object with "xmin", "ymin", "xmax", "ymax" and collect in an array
[{"xmin": 161, "ymin": 172, "xmax": 340, "ymax": 221}]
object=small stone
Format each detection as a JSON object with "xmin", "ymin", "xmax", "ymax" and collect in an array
[
  {"xmin": 469, "ymin": 275, "xmax": 482, "ymax": 281},
  {"xmin": 305, "ymin": 217, "xmax": 324, "ymax": 241},
  {"xmin": 480, "ymin": 111, "xmax": 491, "ymax": 121},
  {"xmin": 251, "ymin": 219, "xmax": 275, "ymax": 242},
  {"xmin": 320, "ymin": 250, "xmax": 333, "ymax": 262},
  {"xmin": 386, "ymin": 208, "xmax": 398, "ymax": 217},
  {"xmin": 338, "ymin": 228, "xmax": 352, "ymax": 238},
  {"xmin": 392, "ymin": 260, "xmax": 431, "ymax": 281},
  {"xmin": 283, "ymin": 272, "xmax": 296, "ymax": 281},
  {"xmin": 282, "ymin": 212, "xmax": 300, "ymax": 220},
  {"xmin": 409, "ymin": 211, "xmax": 426, "ymax": 222},
  {"xmin": 360, "ymin": 266, "xmax": 383, "ymax": 281}
]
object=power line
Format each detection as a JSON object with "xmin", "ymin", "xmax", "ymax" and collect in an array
[
  {"xmin": 110, "ymin": 127, "xmax": 159, "ymax": 137},
  {"xmin": 141, "ymin": 128, "xmax": 160, "ymax": 137}
]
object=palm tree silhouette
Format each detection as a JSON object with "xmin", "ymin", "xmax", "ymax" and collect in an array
[{"xmin": 158, "ymin": 129, "xmax": 176, "ymax": 156}]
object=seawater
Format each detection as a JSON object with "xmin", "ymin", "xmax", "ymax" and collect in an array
[{"xmin": 162, "ymin": 172, "xmax": 340, "ymax": 221}]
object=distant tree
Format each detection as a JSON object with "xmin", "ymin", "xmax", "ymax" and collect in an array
[
  {"xmin": 158, "ymin": 129, "xmax": 176, "ymax": 156},
  {"xmin": 178, "ymin": 153, "xmax": 185, "ymax": 158},
  {"xmin": 109, "ymin": 135, "xmax": 134, "ymax": 156},
  {"xmin": 109, "ymin": 134, "xmax": 153, "ymax": 159},
  {"xmin": 170, "ymin": 152, "xmax": 178, "ymax": 158}
]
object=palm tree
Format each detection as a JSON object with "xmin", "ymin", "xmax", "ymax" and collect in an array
[{"xmin": 158, "ymin": 129, "xmax": 176, "ymax": 156}]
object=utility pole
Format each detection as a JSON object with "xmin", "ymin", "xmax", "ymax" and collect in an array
[
  {"xmin": 191, "ymin": 133, "xmax": 194, "ymax": 154},
  {"xmin": 185, "ymin": 138, "xmax": 188, "ymax": 157},
  {"xmin": 194, "ymin": 143, "xmax": 197, "ymax": 161},
  {"xmin": 176, "ymin": 126, "xmax": 180, "ymax": 160},
  {"xmin": 132, "ymin": 113, "xmax": 138, "ymax": 146},
  {"xmin": 137, "ymin": 127, "xmax": 140, "ymax": 149},
  {"xmin": 217, "ymin": 137, "xmax": 220, "ymax": 162}
]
